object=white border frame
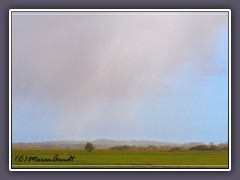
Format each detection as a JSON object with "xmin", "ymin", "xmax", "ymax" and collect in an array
[{"xmin": 9, "ymin": 9, "xmax": 231, "ymax": 172}]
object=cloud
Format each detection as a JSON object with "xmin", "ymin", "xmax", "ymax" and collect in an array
[
  {"xmin": 13, "ymin": 14, "xmax": 227, "ymax": 101},
  {"xmin": 12, "ymin": 12, "xmax": 228, "ymax": 141}
]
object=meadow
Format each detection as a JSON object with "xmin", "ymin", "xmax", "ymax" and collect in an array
[{"xmin": 11, "ymin": 149, "xmax": 228, "ymax": 169}]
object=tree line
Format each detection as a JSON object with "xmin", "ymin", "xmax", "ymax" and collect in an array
[
  {"xmin": 13, "ymin": 142, "xmax": 228, "ymax": 152},
  {"xmin": 84, "ymin": 142, "xmax": 228, "ymax": 152}
]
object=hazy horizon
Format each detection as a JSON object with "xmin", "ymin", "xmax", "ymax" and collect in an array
[
  {"xmin": 12, "ymin": 11, "xmax": 229, "ymax": 144},
  {"xmin": 12, "ymin": 138, "xmax": 228, "ymax": 145}
]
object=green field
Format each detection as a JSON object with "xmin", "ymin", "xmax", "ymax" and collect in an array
[{"xmin": 12, "ymin": 149, "xmax": 228, "ymax": 169}]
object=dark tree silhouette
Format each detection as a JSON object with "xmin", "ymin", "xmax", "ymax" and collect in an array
[{"xmin": 84, "ymin": 142, "xmax": 94, "ymax": 152}]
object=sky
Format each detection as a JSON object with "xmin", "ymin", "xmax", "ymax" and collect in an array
[{"xmin": 12, "ymin": 11, "xmax": 229, "ymax": 144}]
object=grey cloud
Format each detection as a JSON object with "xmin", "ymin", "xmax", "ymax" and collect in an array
[
  {"xmin": 12, "ymin": 14, "xmax": 227, "ymax": 105},
  {"xmin": 12, "ymin": 12, "xmax": 228, "ymax": 141}
]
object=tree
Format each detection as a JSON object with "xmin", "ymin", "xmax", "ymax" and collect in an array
[
  {"xmin": 189, "ymin": 145, "xmax": 209, "ymax": 151},
  {"xmin": 171, "ymin": 146, "xmax": 184, "ymax": 152},
  {"xmin": 84, "ymin": 142, "xmax": 94, "ymax": 152},
  {"xmin": 147, "ymin": 145, "xmax": 157, "ymax": 151},
  {"xmin": 208, "ymin": 142, "xmax": 219, "ymax": 151}
]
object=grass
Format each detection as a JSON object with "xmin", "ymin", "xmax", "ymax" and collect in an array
[{"xmin": 11, "ymin": 149, "xmax": 229, "ymax": 169}]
